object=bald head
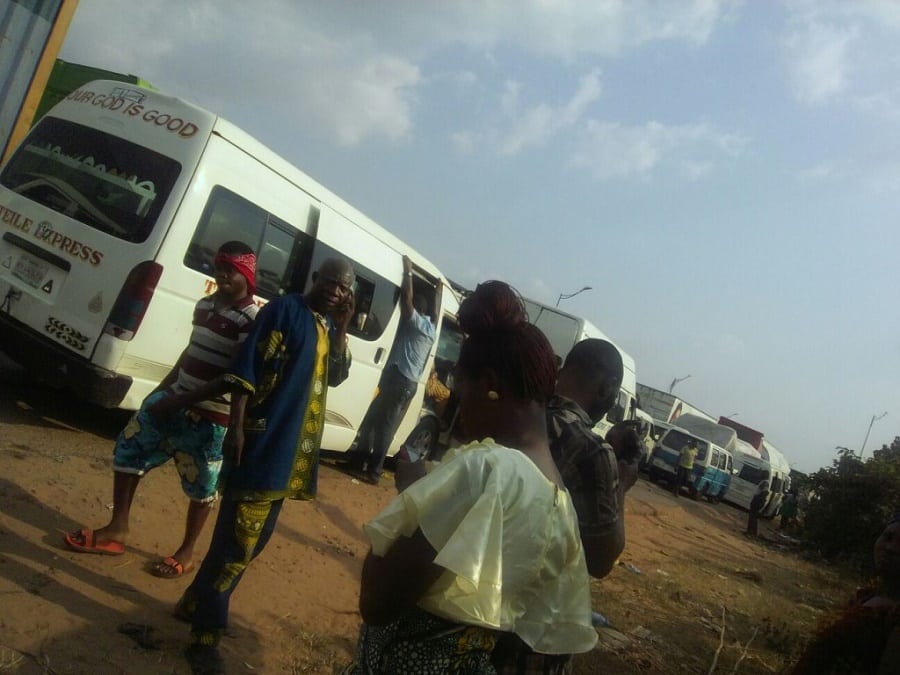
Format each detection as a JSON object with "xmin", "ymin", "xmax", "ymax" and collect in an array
[
  {"xmin": 556, "ymin": 338, "xmax": 624, "ymax": 424},
  {"xmin": 319, "ymin": 257, "xmax": 354, "ymax": 281}
]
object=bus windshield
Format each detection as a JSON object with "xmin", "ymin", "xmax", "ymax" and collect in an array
[{"xmin": 0, "ymin": 117, "xmax": 181, "ymax": 243}]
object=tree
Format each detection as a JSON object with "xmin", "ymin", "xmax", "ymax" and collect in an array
[{"xmin": 803, "ymin": 437, "xmax": 900, "ymax": 570}]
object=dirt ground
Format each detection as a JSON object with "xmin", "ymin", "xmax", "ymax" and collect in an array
[{"xmin": 0, "ymin": 356, "xmax": 855, "ymax": 674}]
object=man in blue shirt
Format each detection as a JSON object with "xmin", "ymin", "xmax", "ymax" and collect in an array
[{"xmin": 348, "ymin": 255, "xmax": 438, "ymax": 485}]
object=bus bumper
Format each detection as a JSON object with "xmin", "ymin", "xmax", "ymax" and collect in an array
[{"xmin": 0, "ymin": 313, "xmax": 132, "ymax": 408}]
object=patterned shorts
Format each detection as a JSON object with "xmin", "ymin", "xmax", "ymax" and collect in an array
[{"xmin": 113, "ymin": 390, "xmax": 225, "ymax": 502}]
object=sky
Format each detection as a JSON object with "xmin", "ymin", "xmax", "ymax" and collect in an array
[{"xmin": 57, "ymin": 0, "xmax": 900, "ymax": 474}]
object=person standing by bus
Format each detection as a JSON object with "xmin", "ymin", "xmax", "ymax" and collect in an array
[
  {"xmin": 178, "ymin": 257, "xmax": 354, "ymax": 674},
  {"xmin": 746, "ymin": 481, "xmax": 770, "ymax": 537},
  {"xmin": 64, "ymin": 241, "xmax": 259, "ymax": 579},
  {"xmin": 673, "ymin": 439, "xmax": 698, "ymax": 497},
  {"xmin": 347, "ymin": 255, "xmax": 438, "ymax": 485}
]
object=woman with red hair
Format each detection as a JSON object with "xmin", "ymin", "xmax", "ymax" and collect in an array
[{"xmin": 343, "ymin": 281, "xmax": 596, "ymax": 674}]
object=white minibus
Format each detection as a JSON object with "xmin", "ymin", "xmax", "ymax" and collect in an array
[
  {"xmin": 520, "ymin": 298, "xmax": 638, "ymax": 437},
  {"xmin": 725, "ymin": 444, "xmax": 772, "ymax": 510},
  {"xmin": 0, "ymin": 80, "xmax": 450, "ymax": 458}
]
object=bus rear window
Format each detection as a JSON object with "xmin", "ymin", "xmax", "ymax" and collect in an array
[{"xmin": 0, "ymin": 117, "xmax": 181, "ymax": 243}]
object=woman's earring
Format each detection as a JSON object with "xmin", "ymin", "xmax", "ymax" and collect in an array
[{"xmin": 487, "ymin": 390, "xmax": 500, "ymax": 401}]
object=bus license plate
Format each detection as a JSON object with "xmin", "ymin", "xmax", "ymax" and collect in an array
[{"xmin": 12, "ymin": 254, "xmax": 49, "ymax": 289}]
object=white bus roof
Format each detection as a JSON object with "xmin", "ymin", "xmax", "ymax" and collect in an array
[
  {"xmin": 735, "ymin": 438, "xmax": 763, "ymax": 459},
  {"xmin": 210, "ymin": 118, "xmax": 446, "ymax": 280}
]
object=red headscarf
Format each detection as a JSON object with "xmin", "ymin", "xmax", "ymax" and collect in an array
[{"xmin": 214, "ymin": 251, "xmax": 257, "ymax": 295}]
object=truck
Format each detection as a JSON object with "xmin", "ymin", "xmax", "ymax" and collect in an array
[{"xmin": 718, "ymin": 417, "xmax": 765, "ymax": 453}]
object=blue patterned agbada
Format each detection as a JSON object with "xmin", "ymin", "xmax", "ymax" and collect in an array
[
  {"xmin": 179, "ymin": 292, "xmax": 350, "ymax": 651},
  {"xmin": 223, "ymin": 293, "xmax": 350, "ymax": 500}
]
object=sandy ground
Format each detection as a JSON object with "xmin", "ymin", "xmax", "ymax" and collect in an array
[{"xmin": 0, "ymin": 355, "xmax": 852, "ymax": 674}]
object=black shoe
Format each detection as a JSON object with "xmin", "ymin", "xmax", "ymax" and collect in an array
[
  {"xmin": 184, "ymin": 643, "xmax": 225, "ymax": 675},
  {"xmin": 363, "ymin": 472, "xmax": 380, "ymax": 486}
]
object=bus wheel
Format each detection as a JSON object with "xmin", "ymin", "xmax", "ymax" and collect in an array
[{"xmin": 405, "ymin": 417, "xmax": 440, "ymax": 460}]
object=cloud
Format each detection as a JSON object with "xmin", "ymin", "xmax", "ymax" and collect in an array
[
  {"xmin": 570, "ymin": 120, "xmax": 747, "ymax": 181},
  {"xmin": 303, "ymin": 55, "xmax": 421, "ymax": 147},
  {"xmin": 451, "ymin": 131, "xmax": 476, "ymax": 155},
  {"xmin": 62, "ymin": 1, "xmax": 420, "ymax": 147},
  {"xmin": 798, "ymin": 161, "xmax": 847, "ymax": 182},
  {"xmin": 679, "ymin": 159, "xmax": 714, "ymax": 181},
  {"xmin": 61, "ymin": 1, "xmax": 740, "ymax": 147},
  {"xmin": 452, "ymin": 73, "xmax": 600, "ymax": 156},
  {"xmin": 419, "ymin": 0, "xmax": 737, "ymax": 60},
  {"xmin": 498, "ymin": 70, "xmax": 603, "ymax": 155},
  {"xmin": 799, "ymin": 158, "xmax": 900, "ymax": 194},
  {"xmin": 783, "ymin": 21, "xmax": 859, "ymax": 104}
]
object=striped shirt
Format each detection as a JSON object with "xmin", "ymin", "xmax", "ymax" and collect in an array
[{"xmin": 170, "ymin": 294, "xmax": 259, "ymax": 425}]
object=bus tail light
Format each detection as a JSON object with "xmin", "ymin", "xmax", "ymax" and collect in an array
[{"xmin": 103, "ymin": 261, "xmax": 163, "ymax": 340}]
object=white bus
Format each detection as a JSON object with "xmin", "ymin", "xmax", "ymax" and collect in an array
[
  {"xmin": 760, "ymin": 440, "xmax": 792, "ymax": 518},
  {"xmin": 0, "ymin": 80, "xmax": 452, "ymax": 459},
  {"xmin": 725, "ymin": 441, "xmax": 772, "ymax": 510},
  {"xmin": 521, "ymin": 298, "xmax": 637, "ymax": 436},
  {"xmin": 726, "ymin": 439, "xmax": 791, "ymax": 516}
]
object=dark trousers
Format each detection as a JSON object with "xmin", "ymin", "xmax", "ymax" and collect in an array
[
  {"xmin": 747, "ymin": 510, "xmax": 760, "ymax": 536},
  {"xmin": 180, "ymin": 496, "xmax": 284, "ymax": 645},
  {"xmin": 673, "ymin": 466, "xmax": 692, "ymax": 496},
  {"xmin": 353, "ymin": 366, "xmax": 418, "ymax": 476}
]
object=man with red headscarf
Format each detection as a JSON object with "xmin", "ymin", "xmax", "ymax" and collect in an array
[{"xmin": 65, "ymin": 241, "xmax": 259, "ymax": 580}]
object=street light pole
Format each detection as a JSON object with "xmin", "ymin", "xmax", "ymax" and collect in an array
[
  {"xmin": 555, "ymin": 286, "xmax": 592, "ymax": 307},
  {"xmin": 668, "ymin": 374, "xmax": 691, "ymax": 394},
  {"xmin": 860, "ymin": 411, "xmax": 888, "ymax": 459}
]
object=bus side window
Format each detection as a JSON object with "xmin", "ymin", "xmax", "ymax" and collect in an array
[
  {"xmin": 184, "ymin": 185, "xmax": 311, "ymax": 300},
  {"xmin": 185, "ymin": 186, "xmax": 269, "ymax": 275},
  {"xmin": 257, "ymin": 214, "xmax": 307, "ymax": 299},
  {"xmin": 696, "ymin": 441, "xmax": 709, "ymax": 462}
]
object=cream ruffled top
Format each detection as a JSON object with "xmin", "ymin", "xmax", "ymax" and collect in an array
[{"xmin": 363, "ymin": 440, "xmax": 598, "ymax": 655}]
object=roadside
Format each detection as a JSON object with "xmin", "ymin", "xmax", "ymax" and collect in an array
[{"xmin": 0, "ymin": 367, "xmax": 853, "ymax": 674}]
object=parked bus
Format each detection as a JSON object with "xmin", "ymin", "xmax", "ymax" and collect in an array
[
  {"xmin": 760, "ymin": 439, "xmax": 791, "ymax": 518},
  {"xmin": 521, "ymin": 298, "xmax": 638, "ymax": 437},
  {"xmin": 725, "ymin": 442, "xmax": 772, "ymax": 510},
  {"xmin": 647, "ymin": 426, "xmax": 734, "ymax": 502},
  {"xmin": 0, "ymin": 80, "xmax": 452, "ymax": 460}
]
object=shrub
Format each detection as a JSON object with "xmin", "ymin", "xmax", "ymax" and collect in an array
[{"xmin": 802, "ymin": 437, "xmax": 900, "ymax": 571}]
